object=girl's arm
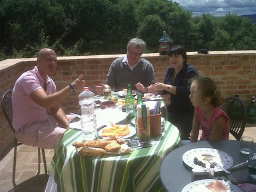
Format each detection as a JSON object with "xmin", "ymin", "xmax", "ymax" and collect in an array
[
  {"xmin": 209, "ymin": 117, "xmax": 226, "ymax": 141},
  {"xmin": 190, "ymin": 114, "xmax": 200, "ymax": 142}
]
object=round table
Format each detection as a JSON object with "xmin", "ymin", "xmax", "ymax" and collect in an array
[
  {"xmin": 51, "ymin": 121, "xmax": 180, "ymax": 192},
  {"xmin": 160, "ymin": 140, "xmax": 252, "ymax": 192}
]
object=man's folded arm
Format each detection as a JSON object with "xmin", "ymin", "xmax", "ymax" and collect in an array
[{"xmin": 31, "ymin": 86, "xmax": 70, "ymax": 109}]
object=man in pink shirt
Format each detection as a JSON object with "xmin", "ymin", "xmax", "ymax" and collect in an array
[{"xmin": 12, "ymin": 48, "xmax": 85, "ymax": 148}]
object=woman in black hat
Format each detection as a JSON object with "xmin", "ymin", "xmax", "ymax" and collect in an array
[{"xmin": 153, "ymin": 45, "xmax": 198, "ymax": 139}]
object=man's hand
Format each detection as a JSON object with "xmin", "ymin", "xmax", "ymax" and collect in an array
[
  {"xmin": 147, "ymin": 84, "xmax": 157, "ymax": 93},
  {"xmin": 135, "ymin": 82, "xmax": 147, "ymax": 93},
  {"xmin": 154, "ymin": 82, "xmax": 166, "ymax": 92},
  {"xmin": 71, "ymin": 74, "xmax": 86, "ymax": 91}
]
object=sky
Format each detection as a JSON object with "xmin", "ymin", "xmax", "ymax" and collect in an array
[{"xmin": 172, "ymin": 0, "xmax": 256, "ymax": 16}]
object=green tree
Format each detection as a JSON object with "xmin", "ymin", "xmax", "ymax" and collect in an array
[
  {"xmin": 211, "ymin": 29, "xmax": 232, "ymax": 50},
  {"xmin": 1, "ymin": 0, "xmax": 256, "ymax": 60},
  {"xmin": 197, "ymin": 14, "xmax": 216, "ymax": 49},
  {"xmin": 137, "ymin": 15, "xmax": 165, "ymax": 51}
]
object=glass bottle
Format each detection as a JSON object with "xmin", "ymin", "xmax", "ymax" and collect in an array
[
  {"xmin": 136, "ymin": 103, "xmax": 150, "ymax": 140},
  {"xmin": 125, "ymin": 84, "xmax": 135, "ymax": 114},
  {"xmin": 137, "ymin": 93, "xmax": 143, "ymax": 105}
]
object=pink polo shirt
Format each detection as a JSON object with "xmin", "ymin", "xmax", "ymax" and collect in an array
[
  {"xmin": 12, "ymin": 66, "xmax": 56, "ymax": 131},
  {"xmin": 195, "ymin": 107, "xmax": 230, "ymax": 140}
]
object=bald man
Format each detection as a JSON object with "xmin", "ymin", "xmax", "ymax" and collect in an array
[{"xmin": 12, "ymin": 48, "xmax": 85, "ymax": 148}]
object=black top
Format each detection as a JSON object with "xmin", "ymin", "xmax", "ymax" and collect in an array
[
  {"xmin": 160, "ymin": 140, "xmax": 251, "ymax": 192},
  {"xmin": 106, "ymin": 57, "xmax": 155, "ymax": 91},
  {"xmin": 163, "ymin": 63, "xmax": 198, "ymax": 116}
]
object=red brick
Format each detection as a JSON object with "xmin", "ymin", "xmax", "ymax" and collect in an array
[
  {"xmin": 237, "ymin": 80, "xmax": 251, "ymax": 84},
  {"xmin": 223, "ymin": 65, "xmax": 241, "ymax": 70},
  {"xmin": 238, "ymin": 85, "xmax": 248, "ymax": 89},
  {"xmin": 236, "ymin": 90, "xmax": 251, "ymax": 94},
  {"xmin": 211, "ymin": 71, "xmax": 227, "ymax": 76}
]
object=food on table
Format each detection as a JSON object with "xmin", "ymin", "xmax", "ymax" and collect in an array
[
  {"xmin": 73, "ymin": 139, "xmax": 112, "ymax": 148},
  {"xmin": 79, "ymin": 147, "xmax": 107, "ymax": 156},
  {"xmin": 194, "ymin": 154, "xmax": 219, "ymax": 167},
  {"xmin": 73, "ymin": 138, "xmax": 131, "ymax": 156},
  {"xmin": 73, "ymin": 141, "xmax": 85, "ymax": 148},
  {"xmin": 190, "ymin": 185, "xmax": 214, "ymax": 192},
  {"xmin": 201, "ymin": 154, "xmax": 216, "ymax": 161},
  {"xmin": 206, "ymin": 180, "xmax": 229, "ymax": 192},
  {"xmin": 104, "ymin": 136, "xmax": 126, "ymax": 144},
  {"xmin": 101, "ymin": 124, "xmax": 130, "ymax": 137},
  {"xmin": 119, "ymin": 144, "xmax": 131, "ymax": 154},
  {"xmin": 114, "ymin": 137, "xmax": 126, "ymax": 144},
  {"xmin": 110, "ymin": 96, "xmax": 118, "ymax": 102},
  {"xmin": 193, "ymin": 157, "xmax": 206, "ymax": 168},
  {"xmin": 95, "ymin": 100, "xmax": 101, "ymax": 105},
  {"xmin": 117, "ymin": 99, "xmax": 125, "ymax": 106},
  {"xmin": 193, "ymin": 153, "xmax": 226, "ymax": 170},
  {"xmin": 104, "ymin": 140, "xmax": 121, "ymax": 152},
  {"xmin": 184, "ymin": 180, "xmax": 229, "ymax": 192},
  {"xmin": 100, "ymin": 100, "xmax": 116, "ymax": 109}
]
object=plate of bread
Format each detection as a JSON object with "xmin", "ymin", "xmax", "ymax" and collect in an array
[
  {"xmin": 73, "ymin": 137, "xmax": 132, "ymax": 156},
  {"xmin": 98, "ymin": 124, "xmax": 136, "ymax": 139}
]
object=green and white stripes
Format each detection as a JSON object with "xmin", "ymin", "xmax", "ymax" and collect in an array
[{"xmin": 52, "ymin": 121, "xmax": 180, "ymax": 192}]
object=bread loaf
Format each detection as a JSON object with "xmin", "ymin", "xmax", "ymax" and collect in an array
[
  {"xmin": 104, "ymin": 141, "xmax": 121, "ymax": 152},
  {"xmin": 73, "ymin": 139, "xmax": 112, "ymax": 148},
  {"xmin": 79, "ymin": 147, "xmax": 107, "ymax": 156}
]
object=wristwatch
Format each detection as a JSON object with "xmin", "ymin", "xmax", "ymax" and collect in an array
[{"xmin": 68, "ymin": 83, "xmax": 76, "ymax": 94}]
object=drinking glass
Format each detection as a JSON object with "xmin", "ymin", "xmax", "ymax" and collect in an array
[{"xmin": 240, "ymin": 136, "xmax": 254, "ymax": 156}]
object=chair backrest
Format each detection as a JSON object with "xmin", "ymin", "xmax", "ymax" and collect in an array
[
  {"xmin": 229, "ymin": 119, "xmax": 246, "ymax": 141},
  {"xmin": 221, "ymin": 96, "xmax": 247, "ymax": 141},
  {"xmin": 1, "ymin": 89, "xmax": 15, "ymax": 133},
  {"xmin": 0, "ymin": 89, "xmax": 17, "ymax": 160}
]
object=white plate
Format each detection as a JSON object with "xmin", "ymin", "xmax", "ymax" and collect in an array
[
  {"xmin": 98, "ymin": 124, "xmax": 136, "ymax": 139},
  {"xmin": 182, "ymin": 148, "xmax": 233, "ymax": 171},
  {"xmin": 181, "ymin": 179, "xmax": 242, "ymax": 192}
]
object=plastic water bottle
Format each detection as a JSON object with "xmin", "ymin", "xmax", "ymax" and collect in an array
[{"xmin": 79, "ymin": 87, "xmax": 96, "ymax": 139}]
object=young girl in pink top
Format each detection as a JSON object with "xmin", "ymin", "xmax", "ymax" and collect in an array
[{"xmin": 190, "ymin": 76, "xmax": 229, "ymax": 142}]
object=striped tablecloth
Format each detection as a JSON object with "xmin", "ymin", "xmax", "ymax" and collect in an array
[{"xmin": 51, "ymin": 121, "xmax": 180, "ymax": 192}]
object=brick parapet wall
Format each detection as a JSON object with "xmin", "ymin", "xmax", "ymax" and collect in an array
[{"xmin": 0, "ymin": 51, "xmax": 256, "ymax": 157}]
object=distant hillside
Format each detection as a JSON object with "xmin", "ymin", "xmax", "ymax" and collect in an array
[{"xmin": 242, "ymin": 14, "xmax": 256, "ymax": 24}]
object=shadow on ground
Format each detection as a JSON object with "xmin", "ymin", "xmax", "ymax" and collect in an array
[{"xmin": 8, "ymin": 174, "xmax": 48, "ymax": 192}]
